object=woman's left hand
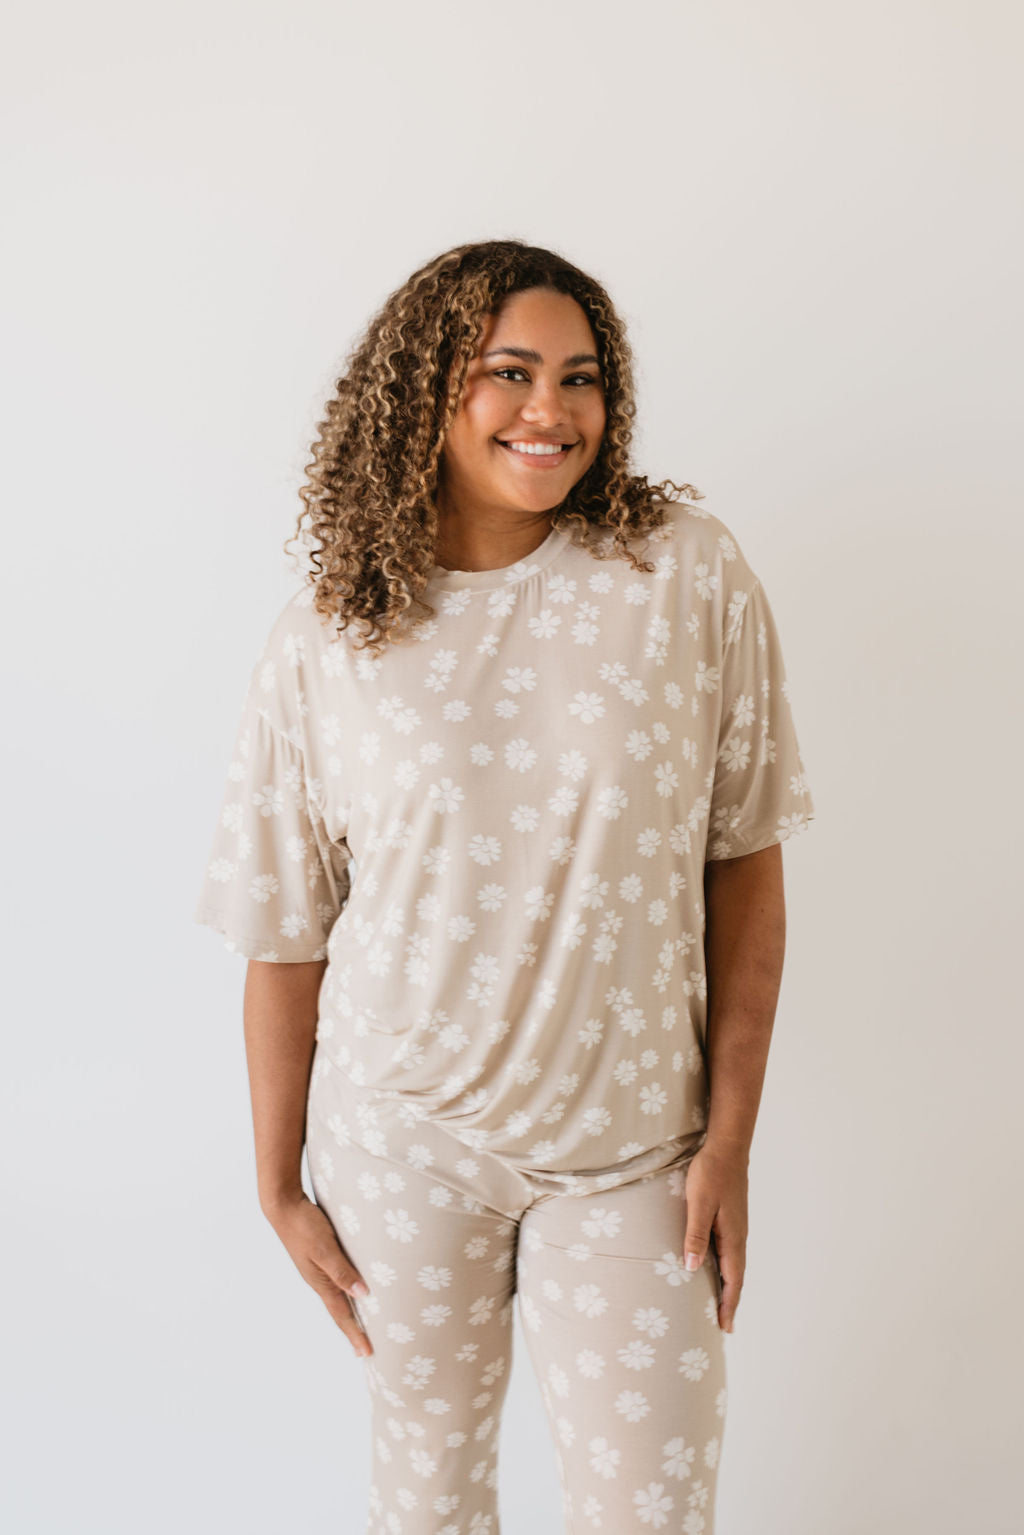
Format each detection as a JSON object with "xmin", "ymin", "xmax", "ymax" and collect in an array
[{"xmin": 681, "ymin": 1142, "xmax": 749, "ymax": 1334}]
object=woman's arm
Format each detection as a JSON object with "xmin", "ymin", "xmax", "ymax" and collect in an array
[
  {"xmin": 243, "ymin": 957, "xmax": 327, "ymax": 1218},
  {"xmin": 680, "ymin": 843, "xmax": 787, "ymax": 1334},
  {"xmin": 242, "ymin": 957, "xmax": 374, "ymax": 1358},
  {"xmin": 702, "ymin": 842, "xmax": 787, "ymax": 1157}
]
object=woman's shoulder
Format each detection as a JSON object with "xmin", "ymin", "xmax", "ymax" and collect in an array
[
  {"xmin": 233, "ymin": 582, "xmax": 350, "ymax": 751},
  {"xmin": 257, "ymin": 580, "xmax": 348, "ymax": 666},
  {"xmin": 644, "ymin": 494, "xmax": 758, "ymax": 585}
]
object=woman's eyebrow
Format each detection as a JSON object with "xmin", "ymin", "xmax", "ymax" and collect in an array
[{"xmin": 481, "ymin": 346, "xmax": 600, "ymax": 367}]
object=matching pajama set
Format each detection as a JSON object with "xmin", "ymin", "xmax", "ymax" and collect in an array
[{"xmin": 194, "ymin": 498, "xmax": 816, "ymax": 1533}]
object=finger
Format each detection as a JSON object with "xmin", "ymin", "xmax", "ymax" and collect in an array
[
  {"xmin": 683, "ymin": 1212, "xmax": 713, "ymax": 1272},
  {"xmin": 716, "ymin": 1245, "xmax": 745, "ymax": 1334},
  {"xmin": 296, "ymin": 1203, "xmax": 372, "ymax": 1300},
  {"xmin": 298, "ymin": 1219, "xmax": 372, "ymax": 1302},
  {"xmin": 717, "ymin": 1273, "xmax": 741, "ymax": 1334},
  {"xmin": 322, "ymin": 1252, "xmax": 371, "ymax": 1302},
  {"xmin": 309, "ymin": 1277, "xmax": 375, "ymax": 1358},
  {"xmin": 300, "ymin": 1245, "xmax": 374, "ymax": 1357}
]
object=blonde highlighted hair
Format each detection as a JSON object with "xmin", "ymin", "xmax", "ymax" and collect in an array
[{"xmin": 285, "ymin": 238, "xmax": 704, "ymax": 655}]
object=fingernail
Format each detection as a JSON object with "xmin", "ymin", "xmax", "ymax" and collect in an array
[
  {"xmin": 353, "ymin": 1280, "xmax": 369, "ymax": 1297},
  {"xmin": 685, "ymin": 1253, "xmax": 701, "ymax": 1271}
]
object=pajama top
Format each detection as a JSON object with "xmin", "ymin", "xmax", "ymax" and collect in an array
[{"xmin": 194, "ymin": 498, "xmax": 816, "ymax": 1180}]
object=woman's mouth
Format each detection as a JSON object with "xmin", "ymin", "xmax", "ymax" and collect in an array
[{"xmin": 496, "ymin": 439, "xmax": 575, "ymax": 468}]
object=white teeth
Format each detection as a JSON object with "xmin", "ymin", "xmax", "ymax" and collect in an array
[{"xmin": 504, "ymin": 441, "xmax": 567, "ymax": 456}]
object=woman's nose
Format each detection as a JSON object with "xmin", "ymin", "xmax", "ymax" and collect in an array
[{"xmin": 520, "ymin": 378, "xmax": 571, "ymax": 424}]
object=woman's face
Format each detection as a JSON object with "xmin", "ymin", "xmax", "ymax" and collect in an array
[{"xmin": 436, "ymin": 286, "xmax": 607, "ymax": 520}]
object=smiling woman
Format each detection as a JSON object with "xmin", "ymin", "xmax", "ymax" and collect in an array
[
  {"xmin": 433, "ymin": 286, "xmax": 609, "ymax": 570},
  {"xmin": 267, "ymin": 238, "xmax": 701, "ymax": 653},
  {"xmin": 194, "ymin": 237, "xmax": 816, "ymax": 1535}
]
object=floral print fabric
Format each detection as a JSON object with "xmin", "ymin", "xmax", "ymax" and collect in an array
[
  {"xmin": 194, "ymin": 499, "xmax": 816, "ymax": 1186},
  {"xmin": 305, "ymin": 1058, "xmax": 727, "ymax": 1533}
]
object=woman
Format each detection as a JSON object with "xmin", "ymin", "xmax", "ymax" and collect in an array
[{"xmin": 195, "ymin": 239, "xmax": 816, "ymax": 1533}]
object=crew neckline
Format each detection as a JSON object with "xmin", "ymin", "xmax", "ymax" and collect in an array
[{"xmin": 426, "ymin": 519, "xmax": 571, "ymax": 593}]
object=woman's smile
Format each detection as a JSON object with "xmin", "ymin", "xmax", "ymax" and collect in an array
[
  {"xmin": 435, "ymin": 287, "xmax": 606, "ymax": 525},
  {"xmin": 496, "ymin": 437, "xmax": 576, "ymax": 468}
]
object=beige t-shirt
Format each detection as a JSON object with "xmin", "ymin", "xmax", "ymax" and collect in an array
[{"xmin": 194, "ymin": 499, "xmax": 816, "ymax": 1177}]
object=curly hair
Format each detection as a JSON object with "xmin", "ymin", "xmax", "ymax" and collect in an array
[{"xmin": 284, "ymin": 238, "xmax": 704, "ymax": 656}]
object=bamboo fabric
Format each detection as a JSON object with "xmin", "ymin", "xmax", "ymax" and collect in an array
[{"xmin": 194, "ymin": 500, "xmax": 816, "ymax": 1187}]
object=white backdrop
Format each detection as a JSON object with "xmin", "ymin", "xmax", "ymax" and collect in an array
[{"xmin": 4, "ymin": 2, "xmax": 1020, "ymax": 1531}]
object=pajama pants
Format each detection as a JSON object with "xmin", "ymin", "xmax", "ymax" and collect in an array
[{"xmin": 305, "ymin": 1054, "xmax": 728, "ymax": 1534}]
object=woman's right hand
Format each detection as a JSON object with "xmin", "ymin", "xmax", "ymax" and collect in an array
[{"xmin": 263, "ymin": 1191, "xmax": 374, "ymax": 1359}]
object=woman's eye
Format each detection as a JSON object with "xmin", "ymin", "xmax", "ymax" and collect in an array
[{"xmin": 493, "ymin": 368, "xmax": 598, "ymax": 387}]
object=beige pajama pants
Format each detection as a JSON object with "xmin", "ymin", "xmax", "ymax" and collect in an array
[{"xmin": 305, "ymin": 1056, "xmax": 728, "ymax": 1534}]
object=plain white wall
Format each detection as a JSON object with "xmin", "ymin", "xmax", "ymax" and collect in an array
[{"xmin": 4, "ymin": 1, "xmax": 1020, "ymax": 1530}]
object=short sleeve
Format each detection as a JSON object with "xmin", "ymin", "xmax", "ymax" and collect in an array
[
  {"xmin": 706, "ymin": 575, "xmax": 816, "ymax": 861},
  {"xmin": 193, "ymin": 687, "xmax": 352, "ymax": 962}
]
